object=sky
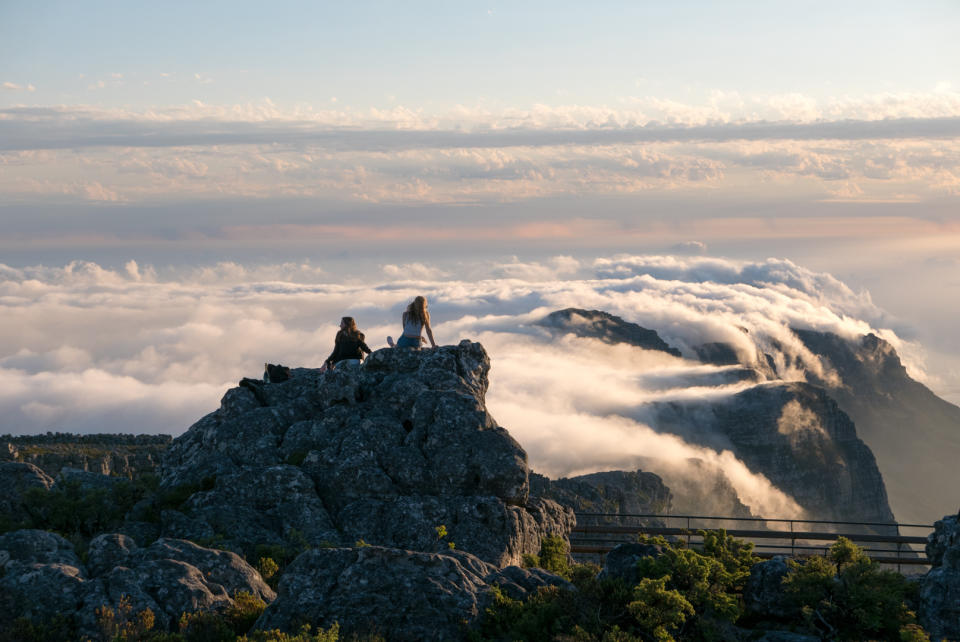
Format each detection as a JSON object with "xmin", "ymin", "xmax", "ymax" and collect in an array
[{"xmin": 2, "ymin": 2, "xmax": 960, "ymax": 519}]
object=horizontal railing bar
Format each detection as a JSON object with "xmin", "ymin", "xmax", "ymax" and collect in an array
[
  {"xmin": 571, "ymin": 525, "xmax": 928, "ymax": 544},
  {"xmin": 574, "ymin": 512, "xmax": 932, "ymax": 530},
  {"xmin": 570, "ymin": 538, "xmax": 921, "ymax": 554},
  {"xmin": 569, "ymin": 546, "xmax": 931, "ymax": 565}
]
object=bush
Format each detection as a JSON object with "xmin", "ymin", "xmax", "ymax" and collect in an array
[
  {"xmin": 782, "ymin": 537, "xmax": 925, "ymax": 640},
  {"xmin": 475, "ymin": 530, "xmax": 759, "ymax": 641}
]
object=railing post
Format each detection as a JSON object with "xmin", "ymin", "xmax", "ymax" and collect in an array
[
  {"xmin": 686, "ymin": 516, "xmax": 691, "ymax": 547},
  {"xmin": 790, "ymin": 520, "xmax": 795, "ymax": 559}
]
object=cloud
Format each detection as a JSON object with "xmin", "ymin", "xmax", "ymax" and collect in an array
[
  {"xmin": 5, "ymin": 252, "xmax": 951, "ymax": 517},
  {"xmin": 2, "ymin": 82, "xmax": 35, "ymax": 92}
]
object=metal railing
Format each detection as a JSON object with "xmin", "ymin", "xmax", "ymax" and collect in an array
[{"xmin": 571, "ymin": 512, "xmax": 934, "ymax": 572}]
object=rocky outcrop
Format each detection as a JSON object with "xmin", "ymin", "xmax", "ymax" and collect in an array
[
  {"xmin": 596, "ymin": 542, "xmax": 665, "ymax": 586},
  {"xmin": 632, "ymin": 457, "xmax": 754, "ymax": 518},
  {"xmin": 920, "ymin": 513, "xmax": 960, "ymax": 640},
  {"xmin": 531, "ymin": 469, "xmax": 671, "ymax": 515},
  {"xmin": 648, "ymin": 382, "xmax": 894, "ymax": 525},
  {"xmin": 255, "ymin": 545, "xmax": 570, "ymax": 641},
  {"xmin": 537, "ymin": 308, "xmax": 682, "ymax": 357},
  {"xmin": 0, "ymin": 461, "xmax": 54, "ymax": 524},
  {"xmin": 795, "ymin": 329, "xmax": 960, "ymax": 525},
  {"xmin": 2, "ymin": 434, "xmax": 170, "ymax": 480},
  {"xmin": 158, "ymin": 342, "xmax": 573, "ymax": 567},
  {"xmin": 0, "ymin": 529, "xmax": 273, "ymax": 637},
  {"xmin": 743, "ymin": 556, "xmax": 795, "ymax": 621}
]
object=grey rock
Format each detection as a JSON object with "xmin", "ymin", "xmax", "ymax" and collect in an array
[
  {"xmin": 255, "ymin": 545, "xmax": 567, "ymax": 641},
  {"xmin": 647, "ymin": 382, "xmax": 894, "ymax": 525},
  {"xmin": 920, "ymin": 513, "xmax": 960, "ymax": 640},
  {"xmin": 1, "ymin": 442, "xmax": 17, "ymax": 460},
  {"xmin": 0, "ymin": 530, "xmax": 274, "ymax": 636},
  {"xmin": 86, "ymin": 533, "xmax": 138, "ymax": 577},
  {"xmin": 0, "ymin": 461, "xmax": 53, "ymax": 518},
  {"xmin": 597, "ymin": 542, "xmax": 664, "ymax": 586},
  {"xmin": 743, "ymin": 556, "xmax": 796, "ymax": 620},
  {"xmin": 158, "ymin": 341, "xmax": 573, "ymax": 566},
  {"xmin": 182, "ymin": 464, "xmax": 339, "ymax": 550},
  {"xmin": 58, "ymin": 466, "xmax": 126, "ymax": 490},
  {"xmin": 0, "ymin": 528, "xmax": 84, "ymax": 570},
  {"xmin": 531, "ymin": 469, "xmax": 671, "ymax": 515},
  {"xmin": 160, "ymin": 509, "xmax": 215, "ymax": 541},
  {"xmin": 796, "ymin": 329, "xmax": 960, "ymax": 525},
  {"xmin": 0, "ymin": 561, "xmax": 88, "ymax": 631},
  {"xmin": 486, "ymin": 564, "xmax": 574, "ymax": 601}
]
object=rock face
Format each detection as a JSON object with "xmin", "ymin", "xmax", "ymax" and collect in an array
[
  {"xmin": 538, "ymin": 308, "xmax": 682, "ymax": 357},
  {"xmin": 920, "ymin": 513, "xmax": 960, "ymax": 640},
  {"xmin": 255, "ymin": 545, "xmax": 570, "ymax": 641},
  {"xmin": 531, "ymin": 469, "xmax": 671, "ymax": 515},
  {"xmin": 650, "ymin": 382, "xmax": 893, "ymax": 524},
  {"xmin": 795, "ymin": 329, "xmax": 960, "ymax": 525},
  {"xmin": 743, "ymin": 556, "xmax": 795, "ymax": 620},
  {"xmin": 159, "ymin": 341, "xmax": 573, "ymax": 567},
  {"xmin": 0, "ymin": 529, "xmax": 273, "ymax": 637},
  {"xmin": 0, "ymin": 461, "xmax": 54, "ymax": 524}
]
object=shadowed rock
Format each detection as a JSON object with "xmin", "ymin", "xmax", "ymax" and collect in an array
[
  {"xmin": 158, "ymin": 341, "xmax": 573, "ymax": 567},
  {"xmin": 255, "ymin": 545, "xmax": 570, "ymax": 641},
  {"xmin": 538, "ymin": 308, "xmax": 682, "ymax": 357}
]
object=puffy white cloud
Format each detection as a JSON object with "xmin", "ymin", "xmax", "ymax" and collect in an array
[{"xmin": 0, "ymin": 253, "xmax": 928, "ymax": 516}]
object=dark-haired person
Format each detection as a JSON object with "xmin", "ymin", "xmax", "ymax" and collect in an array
[
  {"xmin": 387, "ymin": 295, "xmax": 437, "ymax": 349},
  {"xmin": 321, "ymin": 316, "xmax": 372, "ymax": 372}
]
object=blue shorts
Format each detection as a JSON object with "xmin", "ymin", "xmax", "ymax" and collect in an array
[{"xmin": 396, "ymin": 335, "xmax": 421, "ymax": 348}]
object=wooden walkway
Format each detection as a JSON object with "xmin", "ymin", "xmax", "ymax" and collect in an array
[{"xmin": 570, "ymin": 513, "xmax": 933, "ymax": 571}]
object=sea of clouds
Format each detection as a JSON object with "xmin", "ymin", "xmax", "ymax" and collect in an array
[{"xmin": 0, "ymin": 254, "xmax": 926, "ymax": 517}]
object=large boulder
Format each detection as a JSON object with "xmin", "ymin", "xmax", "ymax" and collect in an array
[
  {"xmin": 919, "ymin": 513, "xmax": 960, "ymax": 640},
  {"xmin": 0, "ymin": 530, "xmax": 273, "ymax": 638},
  {"xmin": 255, "ymin": 545, "xmax": 569, "ymax": 641},
  {"xmin": 743, "ymin": 556, "xmax": 796, "ymax": 620},
  {"xmin": 0, "ymin": 462, "xmax": 54, "ymax": 522},
  {"xmin": 158, "ymin": 342, "xmax": 573, "ymax": 566}
]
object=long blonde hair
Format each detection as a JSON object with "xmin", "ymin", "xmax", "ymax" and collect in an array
[{"xmin": 403, "ymin": 296, "xmax": 430, "ymax": 327}]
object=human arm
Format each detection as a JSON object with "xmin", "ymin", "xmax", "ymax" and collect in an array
[
  {"xmin": 424, "ymin": 322, "xmax": 437, "ymax": 348},
  {"xmin": 325, "ymin": 332, "xmax": 342, "ymax": 369}
]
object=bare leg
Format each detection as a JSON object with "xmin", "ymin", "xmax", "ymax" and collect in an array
[{"xmin": 387, "ymin": 335, "xmax": 395, "ymax": 348}]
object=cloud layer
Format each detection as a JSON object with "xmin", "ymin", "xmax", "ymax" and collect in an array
[
  {"xmin": 1, "ymin": 253, "xmax": 931, "ymax": 518},
  {"xmin": 2, "ymin": 96, "xmax": 960, "ymax": 208}
]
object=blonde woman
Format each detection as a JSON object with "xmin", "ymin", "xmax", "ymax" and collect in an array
[{"xmin": 387, "ymin": 295, "xmax": 437, "ymax": 349}]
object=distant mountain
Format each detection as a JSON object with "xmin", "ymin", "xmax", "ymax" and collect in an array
[
  {"xmin": 795, "ymin": 330, "xmax": 960, "ymax": 525},
  {"xmin": 540, "ymin": 308, "xmax": 898, "ymax": 526},
  {"xmin": 538, "ymin": 308, "xmax": 683, "ymax": 357}
]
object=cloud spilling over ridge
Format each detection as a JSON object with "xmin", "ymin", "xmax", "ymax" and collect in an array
[{"xmin": 0, "ymin": 254, "xmax": 923, "ymax": 515}]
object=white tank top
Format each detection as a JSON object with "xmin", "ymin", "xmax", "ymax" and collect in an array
[{"xmin": 403, "ymin": 315, "xmax": 423, "ymax": 336}]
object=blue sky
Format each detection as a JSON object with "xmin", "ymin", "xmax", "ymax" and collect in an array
[{"xmin": 3, "ymin": 1, "xmax": 958, "ymax": 109}]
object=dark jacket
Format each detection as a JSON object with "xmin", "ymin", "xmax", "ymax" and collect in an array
[{"xmin": 325, "ymin": 331, "xmax": 372, "ymax": 367}]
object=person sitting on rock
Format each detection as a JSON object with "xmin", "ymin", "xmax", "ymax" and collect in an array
[
  {"xmin": 387, "ymin": 295, "xmax": 437, "ymax": 349},
  {"xmin": 321, "ymin": 316, "xmax": 372, "ymax": 372}
]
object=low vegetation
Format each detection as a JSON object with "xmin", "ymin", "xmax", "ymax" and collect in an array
[{"xmin": 476, "ymin": 532, "xmax": 929, "ymax": 641}]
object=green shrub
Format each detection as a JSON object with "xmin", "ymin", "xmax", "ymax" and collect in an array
[
  {"xmin": 537, "ymin": 535, "xmax": 571, "ymax": 578},
  {"xmin": 237, "ymin": 623, "xmax": 340, "ymax": 641},
  {"xmin": 627, "ymin": 576, "xmax": 695, "ymax": 642},
  {"xmin": 782, "ymin": 537, "xmax": 925, "ymax": 640}
]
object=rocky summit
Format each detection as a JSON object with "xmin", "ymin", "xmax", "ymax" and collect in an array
[{"xmin": 158, "ymin": 340, "xmax": 573, "ymax": 567}]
